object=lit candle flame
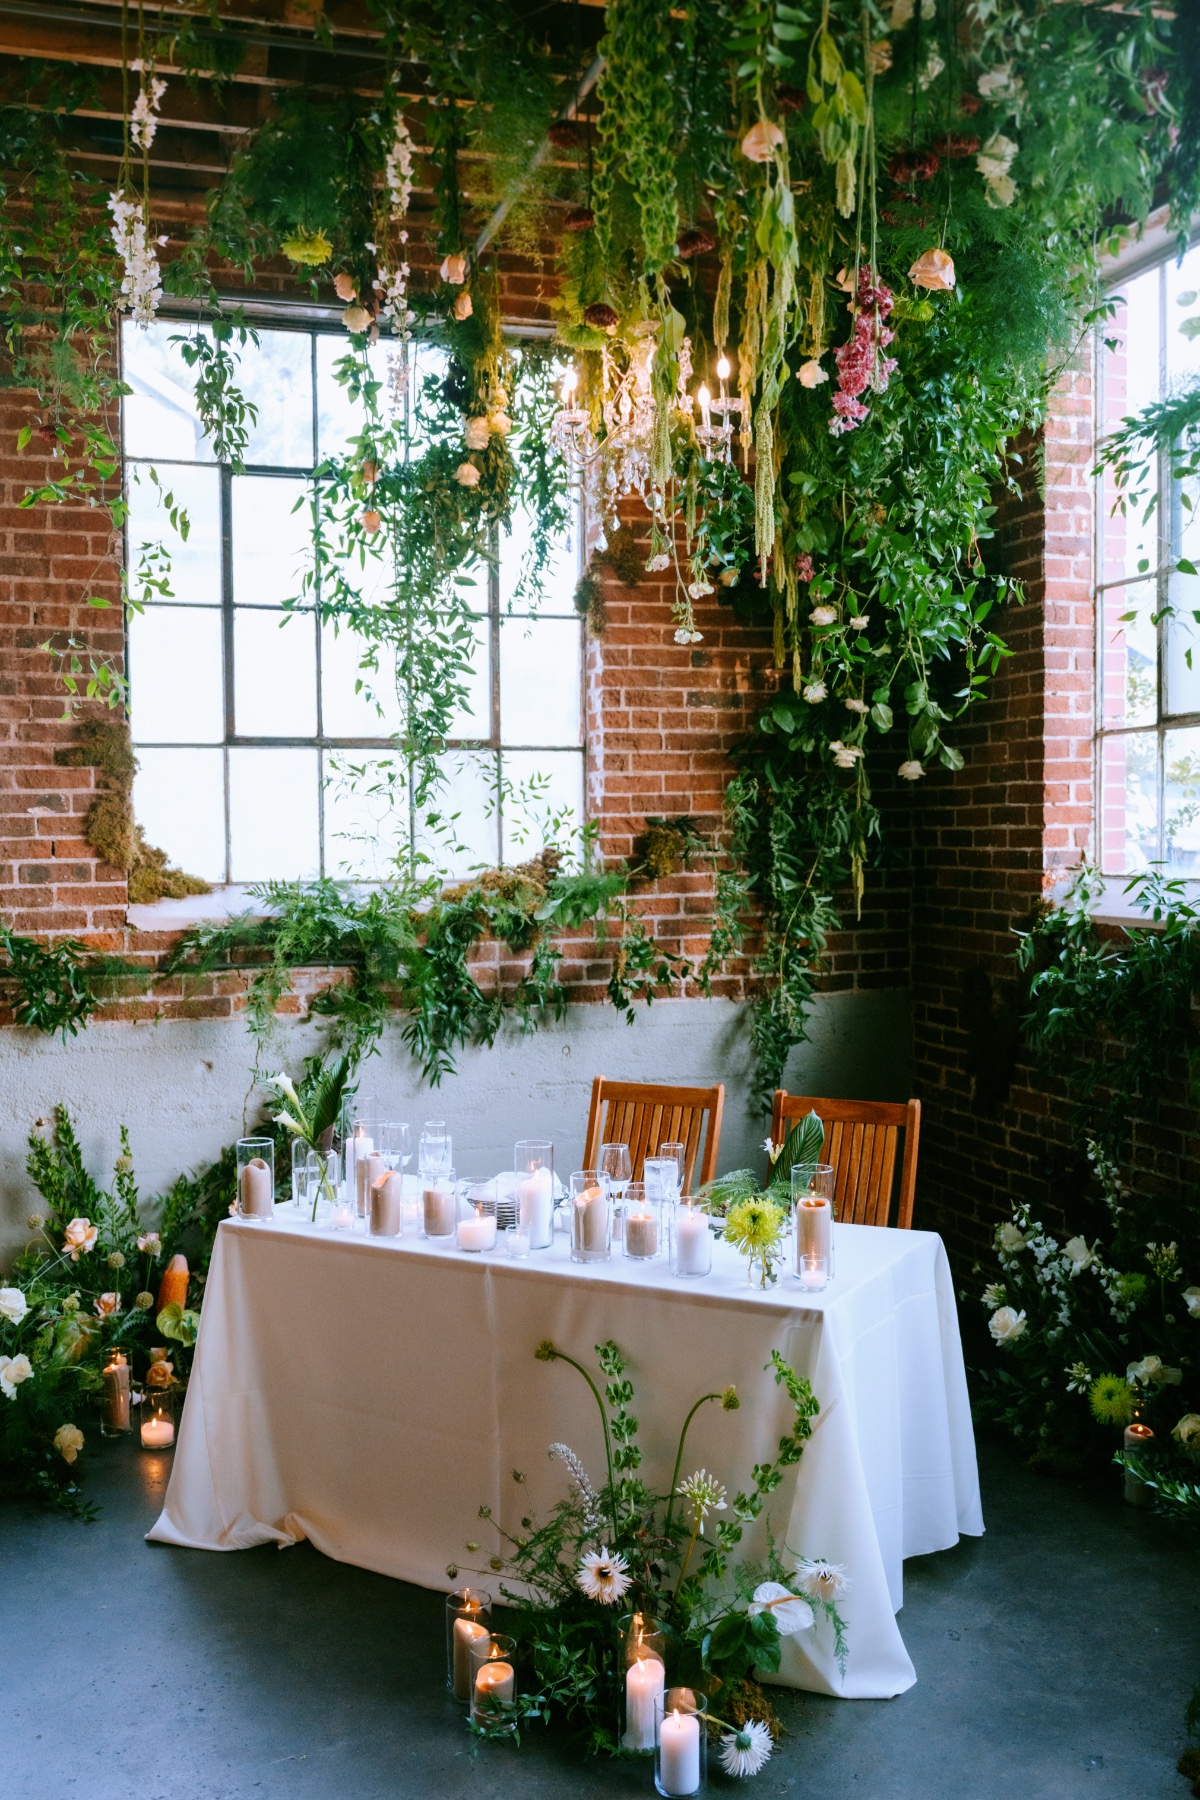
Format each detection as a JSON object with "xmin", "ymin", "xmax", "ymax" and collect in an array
[
  {"xmin": 697, "ymin": 384, "xmax": 711, "ymax": 409},
  {"xmin": 560, "ymin": 366, "xmax": 579, "ymax": 402},
  {"xmin": 716, "ymin": 355, "xmax": 731, "ymax": 380}
]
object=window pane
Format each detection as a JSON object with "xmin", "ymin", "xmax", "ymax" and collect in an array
[
  {"xmin": 1166, "ymin": 727, "xmax": 1200, "ymax": 872},
  {"xmin": 1166, "ymin": 598, "xmax": 1200, "ymax": 717},
  {"xmin": 231, "ymin": 475, "xmax": 313, "ymax": 606},
  {"xmin": 501, "ymin": 749, "xmax": 585, "ymax": 864},
  {"xmin": 500, "ymin": 616, "xmax": 582, "ymax": 746},
  {"xmin": 447, "ymin": 616, "xmax": 492, "ymax": 741},
  {"xmin": 122, "ymin": 320, "xmax": 215, "ymax": 463},
  {"xmin": 500, "ymin": 500, "xmax": 580, "ymax": 610},
  {"xmin": 323, "ymin": 753, "xmax": 408, "ymax": 879},
  {"xmin": 414, "ymin": 752, "xmax": 499, "ymax": 878},
  {"xmin": 126, "ymin": 463, "xmax": 220, "ymax": 605},
  {"xmin": 316, "ymin": 333, "xmax": 394, "ymax": 460},
  {"xmin": 321, "ymin": 621, "xmax": 401, "ymax": 738},
  {"xmin": 228, "ymin": 747, "xmax": 319, "ymax": 881},
  {"xmin": 128, "ymin": 608, "xmax": 224, "ymax": 744},
  {"xmin": 1100, "ymin": 730, "xmax": 1158, "ymax": 874},
  {"xmin": 133, "ymin": 748, "xmax": 225, "ymax": 883},
  {"xmin": 1167, "ymin": 243, "xmax": 1200, "ymax": 387},
  {"xmin": 1109, "ymin": 266, "xmax": 1161, "ymax": 424},
  {"xmin": 1100, "ymin": 582, "xmax": 1156, "ymax": 727},
  {"xmin": 238, "ymin": 329, "xmax": 314, "ymax": 467},
  {"xmin": 233, "ymin": 608, "xmax": 317, "ymax": 737}
]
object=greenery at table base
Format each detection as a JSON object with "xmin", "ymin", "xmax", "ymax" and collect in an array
[
  {"xmin": 452, "ymin": 1338, "xmax": 847, "ymax": 1769},
  {"xmin": 972, "ymin": 871, "xmax": 1200, "ymax": 1517}
]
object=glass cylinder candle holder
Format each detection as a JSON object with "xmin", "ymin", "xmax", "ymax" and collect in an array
[
  {"xmin": 235, "ymin": 1138, "xmax": 275, "ymax": 1221},
  {"xmin": 290, "ymin": 1135, "xmax": 308, "ymax": 1209},
  {"xmin": 456, "ymin": 1180, "xmax": 498, "ymax": 1252},
  {"xmin": 792, "ymin": 1163, "xmax": 835, "ymax": 1288},
  {"xmin": 570, "ymin": 1170, "xmax": 612, "ymax": 1263},
  {"xmin": 140, "ymin": 1380, "xmax": 178, "ymax": 1450},
  {"xmin": 660, "ymin": 1141, "xmax": 687, "ymax": 1188},
  {"xmin": 645, "ymin": 1156, "xmax": 682, "ymax": 1208},
  {"xmin": 100, "ymin": 1344, "xmax": 133, "ymax": 1436},
  {"xmin": 470, "ymin": 1634, "xmax": 517, "ymax": 1727},
  {"xmin": 655, "ymin": 1690, "xmax": 707, "ymax": 1796},
  {"xmin": 419, "ymin": 1118, "xmax": 452, "ymax": 1178},
  {"xmin": 502, "ymin": 1223, "xmax": 531, "ymax": 1259},
  {"xmin": 445, "ymin": 1588, "xmax": 492, "ymax": 1698},
  {"xmin": 343, "ymin": 1119, "xmax": 374, "ymax": 1214},
  {"xmin": 369, "ymin": 1165, "xmax": 405, "ymax": 1238},
  {"xmin": 515, "ymin": 1140, "xmax": 554, "ymax": 1250},
  {"xmin": 671, "ymin": 1201, "xmax": 712, "ymax": 1279},
  {"xmin": 422, "ymin": 1168, "xmax": 457, "ymax": 1239},
  {"xmin": 1124, "ymin": 1421, "xmax": 1156, "ymax": 1505},
  {"xmin": 622, "ymin": 1184, "xmax": 662, "ymax": 1260},
  {"xmin": 620, "ymin": 1612, "xmax": 667, "ymax": 1753}
]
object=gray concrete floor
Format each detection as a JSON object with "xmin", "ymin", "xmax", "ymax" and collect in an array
[{"xmin": 3, "ymin": 1437, "xmax": 1197, "ymax": 1800}]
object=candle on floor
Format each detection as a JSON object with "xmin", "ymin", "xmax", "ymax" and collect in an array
[
  {"xmin": 239, "ymin": 1156, "xmax": 273, "ymax": 1218},
  {"xmin": 518, "ymin": 1167, "xmax": 553, "ymax": 1248},
  {"xmin": 370, "ymin": 1171, "xmax": 403, "ymax": 1237},
  {"xmin": 424, "ymin": 1183, "xmax": 456, "ymax": 1238},
  {"xmin": 1124, "ymin": 1421, "xmax": 1155, "ymax": 1506},
  {"xmin": 624, "ymin": 1210, "xmax": 658, "ymax": 1258},
  {"xmin": 658, "ymin": 1706, "xmax": 701, "ymax": 1795},
  {"xmin": 457, "ymin": 1208, "xmax": 497, "ymax": 1252},
  {"xmin": 673, "ymin": 1205, "xmax": 710, "ymax": 1277},
  {"xmin": 101, "ymin": 1349, "xmax": 131, "ymax": 1433},
  {"xmin": 140, "ymin": 1414, "xmax": 175, "ymax": 1449},
  {"xmin": 472, "ymin": 1658, "xmax": 515, "ymax": 1719},
  {"xmin": 622, "ymin": 1654, "xmax": 664, "ymax": 1752},
  {"xmin": 453, "ymin": 1617, "xmax": 489, "ymax": 1701}
]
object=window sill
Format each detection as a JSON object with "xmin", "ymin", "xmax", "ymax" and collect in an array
[
  {"xmin": 126, "ymin": 886, "xmax": 267, "ymax": 931},
  {"xmin": 1087, "ymin": 876, "xmax": 1198, "ymax": 932}
]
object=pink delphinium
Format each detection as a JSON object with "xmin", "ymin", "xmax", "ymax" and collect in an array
[{"xmin": 830, "ymin": 267, "xmax": 897, "ymax": 437}]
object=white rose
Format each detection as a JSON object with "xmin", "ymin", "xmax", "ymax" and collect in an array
[
  {"xmin": 803, "ymin": 681, "xmax": 826, "ymax": 704},
  {"xmin": 830, "ymin": 741, "xmax": 863, "ymax": 769},
  {"xmin": 897, "ymin": 760, "xmax": 925, "ymax": 780},
  {"xmin": 809, "ymin": 606, "xmax": 838, "ymax": 626},
  {"xmin": 687, "ymin": 580, "xmax": 714, "ymax": 599},
  {"xmin": 797, "ymin": 359, "xmax": 829, "ymax": 388},
  {"xmin": 54, "ymin": 1422, "xmax": 84, "ymax": 1465},
  {"xmin": 977, "ymin": 134, "xmax": 1018, "ymax": 182},
  {"xmin": 0, "ymin": 1286, "xmax": 28, "ymax": 1325},
  {"xmin": 844, "ymin": 698, "xmax": 869, "ymax": 714},
  {"xmin": 978, "ymin": 65, "xmax": 1022, "ymax": 102},
  {"xmin": 487, "ymin": 411, "xmax": 511, "ymax": 436},
  {"xmin": 984, "ymin": 174, "xmax": 1018, "ymax": 209},
  {"xmin": 1063, "ymin": 1236, "xmax": 1095, "ymax": 1273},
  {"xmin": 455, "ymin": 462, "xmax": 481, "ymax": 488},
  {"xmin": 849, "ymin": 614, "xmax": 870, "ymax": 630},
  {"xmin": 1172, "ymin": 1414, "xmax": 1200, "ymax": 1453},
  {"xmin": 748, "ymin": 1581, "xmax": 815, "ymax": 1636},
  {"xmin": 889, "ymin": 0, "xmax": 914, "ymax": 25},
  {"xmin": 998, "ymin": 1221, "xmax": 1026, "ymax": 1251},
  {"xmin": 988, "ymin": 1305, "xmax": 1027, "ymax": 1345},
  {"xmin": 645, "ymin": 553, "xmax": 671, "ymax": 573},
  {"xmin": 0, "ymin": 1352, "xmax": 34, "ymax": 1399},
  {"xmin": 463, "ymin": 416, "xmax": 490, "ymax": 450},
  {"xmin": 1184, "ymin": 1287, "xmax": 1200, "ymax": 1319}
]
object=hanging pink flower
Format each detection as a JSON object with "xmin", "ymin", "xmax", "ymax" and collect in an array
[
  {"xmin": 829, "ymin": 267, "xmax": 897, "ymax": 437},
  {"xmin": 796, "ymin": 554, "xmax": 815, "ymax": 581}
]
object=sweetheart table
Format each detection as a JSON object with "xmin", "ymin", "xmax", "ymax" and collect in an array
[{"xmin": 147, "ymin": 1202, "xmax": 983, "ymax": 1700}]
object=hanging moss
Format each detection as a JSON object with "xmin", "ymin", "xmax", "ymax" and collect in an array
[
  {"xmin": 55, "ymin": 720, "xmax": 210, "ymax": 902},
  {"xmin": 573, "ymin": 524, "xmax": 644, "ymax": 634}
]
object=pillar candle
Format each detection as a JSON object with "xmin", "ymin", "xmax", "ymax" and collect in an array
[
  {"xmin": 573, "ymin": 1185, "xmax": 609, "ymax": 1255},
  {"xmin": 358, "ymin": 1151, "xmax": 386, "ymax": 1216},
  {"xmin": 518, "ymin": 1167, "xmax": 553, "ymax": 1247},
  {"xmin": 797, "ymin": 1197, "xmax": 831, "ymax": 1262},
  {"xmin": 658, "ymin": 1707, "xmax": 701, "ymax": 1796},
  {"xmin": 624, "ymin": 1211, "xmax": 658, "ymax": 1258},
  {"xmin": 1124, "ymin": 1422, "xmax": 1155, "ymax": 1506},
  {"xmin": 452, "ymin": 1616, "xmax": 489, "ymax": 1701},
  {"xmin": 457, "ymin": 1210, "xmax": 497, "ymax": 1252},
  {"xmin": 140, "ymin": 1414, "xmax": 175, "ymax": 1448},
  {"xmin": 424, "ymin": 1184, "xmax": 456, "ymax": 1238},
  {"xmin": 472, "ymin": 1659, "xmax": 515, "ymax": 1718},
  {"xmin": 622, "ymin": 1654, "xmax": 664, "ymax": 1752},
  {"xmin": 101, "ymin": 1351, "xmax": 131, "ymax": 1432},
  {"xmin": 674, "ymin": 1206, "xmax": 711, "ymax": 1276},
  {"xmin": 239, "ymin": 1157, "xmax": 273, "ymax": 1218},
  {"xmin": 345, "ymin": 1127, "xmax": 371, "ymax": 1202},
  {"xmin": 370, "ymin": 1171, "xmax": 403, "ymax": 1237}
]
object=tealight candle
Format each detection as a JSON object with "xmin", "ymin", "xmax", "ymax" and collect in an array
[
  {"xmin": 658, "ymin": 1706, "xmax": 701, "ymax": 1795},
  {"xmin": 329, "ymin": 1198, "xmax": 355, "ymax": 1231},
  {"xmin": 457, "ymin": 1209, "xmax": 497, "ymax": 1252},
  {"xmin": 622, "ymin": 1654, "xmax": 664, "ymax": 1752},
  {"xmin": 140, "ymin": 1414, "xmax": 175, "ymax": 1449},
  {"xmin": 503, "ymin": 1227, "xmax": 531, "ymax": 1258}
]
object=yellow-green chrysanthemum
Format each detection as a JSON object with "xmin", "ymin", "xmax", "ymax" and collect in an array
[
  {"xmin": 725, "ymin": 1196, "xmax": 787, "ymax": 1257},
  {"xmin": 280, "ymin": 229, "xmax": 332, "ymax": 267},
  {"xmin": 1089, "ymin": 1372, "xmax": 1135, "ymax": 1427}
]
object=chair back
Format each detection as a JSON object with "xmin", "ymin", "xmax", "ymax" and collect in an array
[
  {"xmin": 770, "ymin": 1092, "xmax": 921, "ymax": 1229},
  {"xmin": 583, "ymin": 1079, "xmax": 725, "ymax": 1193}
]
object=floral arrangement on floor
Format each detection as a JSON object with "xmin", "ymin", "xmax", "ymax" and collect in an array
[
  {"xmin": 699, "ymin": 1111, "xmax": 825, "ymax": 1286},
  {"xmin": 451, "ymin": 1338, "xmax": 847, "ymax": 1770}
]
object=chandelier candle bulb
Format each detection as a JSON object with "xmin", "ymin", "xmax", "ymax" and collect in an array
[
  {"xmin": 1124, "ymin": 1422, "xmax": 1155, "ymax": 1505},
  {"xmin": 657, "ymin": 1706, "xmax": 702, "ymax": 1796},
  {"xmin": 370, "ymin": 1171, "xmax": 403, "ymax": 1238},
  {"xmin": 697, "ymin": 384, "xmax": 712, "ymax": 433},
  {"xmin": 623, "ymin": 1654, "xmax": 665, "ymax": 1751}
]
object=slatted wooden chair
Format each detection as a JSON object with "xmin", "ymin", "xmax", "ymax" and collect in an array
[
  {"xmin": 770, "ymin": 1091, "xmax": 921, "ymax": 1229},
  {"xmin": 583, "ymin": 1079, "xmax": 725, "ymax": 1194}
]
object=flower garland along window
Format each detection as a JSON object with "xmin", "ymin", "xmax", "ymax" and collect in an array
[{"xmin": 123, "ymin": 317, "xmax": 584, "ymax": 889}]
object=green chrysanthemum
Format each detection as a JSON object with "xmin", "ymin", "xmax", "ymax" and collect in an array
[
  {"xmin": 280, "ymin": 228, "xmax": 331, "ymax": 266},
  {"xmin": 724, "ymin": 1196, "xmax": 787, "ymax": 1257},
  {"xmin": 1089, "ymin": 1372, "xmax": 1135, "ymax": 1426}
]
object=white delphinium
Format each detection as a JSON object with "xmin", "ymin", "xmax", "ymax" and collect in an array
[
  {"xmin": 108, "ymin": 193, "xmax": 164, "ymax": 326},
  {"xmin": 385, "ymin": 113, "xmax": 415, "ymax": 218},
  {"xmin": 719, "ymin": 1720, "xmax": 773, "ymax": 1778},
  {"xmin": 129, "ymin": 61, "xmax": 167, "ymax": 152},
  {"xmin": 549, "ymin": 1442, "xmax": 604, "ymax": 1538}
]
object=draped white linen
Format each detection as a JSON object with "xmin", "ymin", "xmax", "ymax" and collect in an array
[{"xmin": 148, "ymin": 1208, "xmax": 982, "ymax": 1700}]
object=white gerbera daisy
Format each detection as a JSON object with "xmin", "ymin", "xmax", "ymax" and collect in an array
[
  {"xmin": 719, "ymin": 1719, "xmax": 773, "ymax": 1777},
  {"xmin": 575, "ymin": 1546, "xmax": 633, "ymax": 1605},
  {"xmin": 795, "ymin": 1557, "xmax": 850, "ymax": 1602}
]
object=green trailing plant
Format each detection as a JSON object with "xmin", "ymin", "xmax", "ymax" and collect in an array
[{"xmin": 0, "ymin": 929, "xmax": 98, "ymax": 1039}]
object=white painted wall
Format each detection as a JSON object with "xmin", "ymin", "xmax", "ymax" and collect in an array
[{"xmin": 0, "ymin": 989, "xmax": 910, "ymax": 1266}]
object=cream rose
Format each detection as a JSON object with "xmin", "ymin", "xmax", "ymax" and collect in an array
[
  {"xmin": 62, "ymin": 1218, "xmax": 97, "ymax": 1261},
  {"xmin": 463, "ymin": 416, "xmax": 490, "ymax": 451},
  {"xmin": 1183, "ymin": 1286, "xmax": 1200, "ymax": 1319},
  {"xmin": 1063, "ymin": 1236, "xmax": 1095, "ymax": 1273},
  {"xmin": 0, "ymin": 1352, "xmax": 34, "ymax": 1399},
  {"xmin": 454, "ymin": 462, "xmax": 481, "ymax": 488},
  {"xmin": 797, "ymin": 359, "xmax": 829, "ymax": 388},
  {"xmin": 803, "ymin": 681, "xmax": 827, "ymax": 704},
  {"xmin": 998, "ymin": 1221, "xmax": 1026, "ymax": 1251},
  {"xmin": 0, "ymin": 1286, "xmax": 28, "ymax": 1325},
  {"xmin": 809, "ymin": 606, "xmax": 838, "ymax": 627},
  {"xmin": 988, "ymin": 1305, "xmax": 1027, "ymax": 1345},
  {"xmin": 1172, "ymin": 1414, "xmax": 1200, "ymax": 1454},
  {"xmin": 54, "ymin": 1422, "xmax": 84, "ymax": 1464},
  {"xmin": 93, "ymin": 1292, "xmax": 120, "ymax": 1319},
  {"xmin": 898, "ymin": 760, "xmax": 925, "ymax": 780}
]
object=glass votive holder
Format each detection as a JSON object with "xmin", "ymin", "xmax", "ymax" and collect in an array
[
  {"xmin": 139, "ymin": 1380, "xmax": 178, "ymax": 1450},
  {"xmin": 620, "ymin": 1611, "xmax": 667, "ymax": 1752},
  {"xmin": 515, "ymin": 1140, "xmax": 554, "ymax": 1249},
  {"xmin": 419, "ymin": 1118, "xmax": 452, "ymax": 1179},
  {"xmin": 660, "ymin": 1141, "xmax": 687, "ymax": 1187},
  {"xmin": 792, "ymin": 1162, "xmax": 835, "ymax": 1289},
  {"xmin": 446, "ymin": 1588, "xmax": 492, "ymax": 1699},
  {"xmin": 356, "ymin": 1148, "xmax": 387, "ymax": 1218},
  {"xmin": 622, "ymin": 1184, "xmax": 662, "ymax": 1260},
  {"xmin": 655, "ymin": 1690, "xmax": 707, "ymax": 1796},
  {"xmin": 470, "ymin": 1634, "xmax": 517, "ymax": 1727},
  {"xmin": 670, "ymin": 1201, "xmax": 712, "ymax": 1278},
  {"xmin": 502, "ymin": 1223, "xmax": 531, "ymax": 1259},
  {"xmin": 570, "ymin": 1169, "xmax": 612, "ymax": 1263},
  {"xmin": 290, "ymin": 1135, "xmax": 308, "ymax": 1208},
  {"xmin": 369, "ymin": 1167, "xmax": 404, "ymax": 1237},
  {"xmin": 100, "ymin": 1344, "xmax": 133, "ymax": 1436},
  {"xmin": 423, "ymin": 1168, "xmax": 457, "ymax": 1239},
  {"xmin": 456, "ymin": 1180, "xmax": 498, "ymax": 1252},
  {"xmin": 235, "ymin": 1137, "xmax": 275, "ymax": 1221}
]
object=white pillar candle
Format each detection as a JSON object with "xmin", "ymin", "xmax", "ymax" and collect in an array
[
  {"xmin": 140, "ymin": 1415, "xmax": 175, "ymax": 1448},
  {"xmin": 1124, "ymin": 1422, "xmax": 1155, "ymax": 1505},
  {"xmin": 424, "ymin": 1184, "xmax": 456, "ymax": 1238},
  {"xmin": 472, "ymin": 1659, "xmax": 515, "ymax": 1718},
  {"xmin": 624, "ymin": 1211, "xmax": 658, "ymax": 1258},
  {"xmin": 518, "ymin": 1167, "xmax": 553, "ymax": 1247},
  {"xmin": 622, "ymin": 1654, "xmax": 664, "ymax": 1751},
  {"xmin": 797, "ymin": 1197, "xmax": 831, "ymax": 1262},
  {"xmin": 457, "ymin": 1211, "xmax": 497, "ymax": 1252},
  {"xmin": 370, "ymin": 1171, "xmax": 403, "ymax": 1237},
  {"xmin": 358, "ymin": 1151, "xmax": 385, "ymax": 1216},
  {"xmin": 239, "ymin": 1157, "xmax": 273, "ymax": 1217},
  {"xmin": 345, "ymin": 1127, "xmax": 370, "ymax": 1199},
  {"xmin": 101, "ymin": 1352, "xmax": 131, "ymax": 1432},
  {"xmin": 573, "ymin": 1184, "xmax": 609, "ymax": 1255},
  {"xmin": 674, "ymin": 1206, "xmax": 711, "ymax": 1276},
  {"xmin": 452, "ymin": 1617, "xmax": 489, "ymax": 1701},
  {"xmin": 658, "ymin": 1707, "xmax": 701, "ymax": 1795}
]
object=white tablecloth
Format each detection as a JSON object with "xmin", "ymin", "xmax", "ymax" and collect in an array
[{"xmin": 149, "ymin": 1206, "xmax": 982, "ymax": 1699}]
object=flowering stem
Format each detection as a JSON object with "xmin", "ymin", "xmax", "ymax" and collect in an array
[
  {"xmin": 674, "ymin": 1514, "xmax": 703, "ymax": 1595},
  {"xmin": 543, "ymin": 1348, "xmax": 618, "ymax": 1539},
  {"xmin": 664, "ymin": 1392, "xmax": 722, "ymax": 1539}
]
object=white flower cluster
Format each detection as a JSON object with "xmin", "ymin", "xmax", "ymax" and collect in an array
[
  {"xmin": 374, "ymin": 241, "xmax": 413, "ymax": 338},
  {"xmin": 129, "ymin": 62, "xmax": 167, "ymax": 152},
  {"xmin": 992, "ymin": 1202, "xmax": 1136, "ymax": 1342},
  {"xmin": 550, "ymin": 1441, "xmax": 604, "ymax": 1537},
  {"xmin": 385, "ymin": 114, "xmax": 415, "ymax": 218},
  {"xmin": 108, "ymin": 193, "xmax": 164, "ymax": 327},
  {"xmin": 976, "ymin": 133, "xmax": 1019, "ymax": 209}
]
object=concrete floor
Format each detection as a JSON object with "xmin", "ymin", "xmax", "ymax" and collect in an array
[{"xmin": 3, "ymin": 1437, "xmax": 1197, "ymax": 1800}]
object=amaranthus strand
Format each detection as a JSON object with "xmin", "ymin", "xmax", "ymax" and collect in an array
[
  {"xmin": 535, "ymin": 1343, "xmax": 618, "ymax": 1538},
  {"xmin": 664, "ymin": 1392, "xmax": 724, "ymax": 1539}
]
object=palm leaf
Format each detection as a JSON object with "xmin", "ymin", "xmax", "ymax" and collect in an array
[
  {"xmin": 308, "ymin": 1055, "xmax": 353, "ymax": 1142},
  {"xmin": 778, "ymin": 1110, "xmax": 824, "ymax": 1180}
]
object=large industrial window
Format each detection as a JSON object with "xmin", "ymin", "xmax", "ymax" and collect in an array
[{"xmin": 121, "ymin": 318, "xmax": 583, "ymax": 888}]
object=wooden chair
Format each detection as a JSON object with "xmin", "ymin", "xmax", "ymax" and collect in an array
[
  {"xmin": 770, "ymin": 1091, "xmax": 921, "ymax": 1229},
  {"xmin": 583, "ymin": 1079, "xmax": 725, "ymax": 1193}
]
